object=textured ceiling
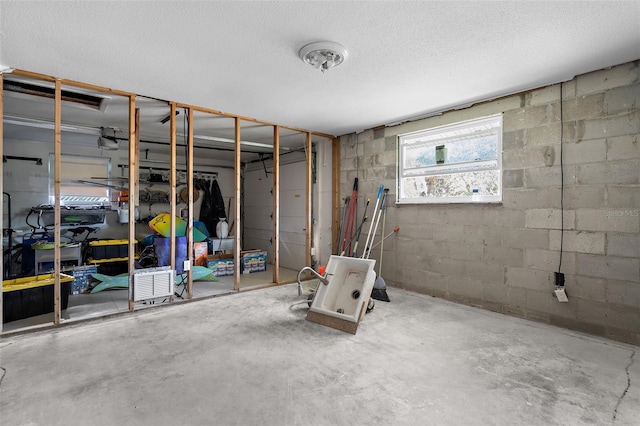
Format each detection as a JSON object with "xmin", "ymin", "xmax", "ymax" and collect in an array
[{"xmin": 1, "ymin": 1, "xmax": 640, "ymax": 137}]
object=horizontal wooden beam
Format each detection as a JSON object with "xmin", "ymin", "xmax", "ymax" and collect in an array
[
  {"xmin": 176, "ymin": 104, "xmax": 335, "ymax": 139},
  {"xmin": 11, "ymin": 69, "xmax": 335, "ymax": 139}
]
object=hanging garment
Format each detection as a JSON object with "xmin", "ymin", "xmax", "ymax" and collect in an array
[
  {"xmin": 199, "ymin": 179, "xmax": 216, "ymax": 235},
  {"xmin": 210, "ymin": 179, "xmax": 226, "ymax": 223}
]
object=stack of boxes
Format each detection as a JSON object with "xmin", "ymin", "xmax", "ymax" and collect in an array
[
  {"xmin": 206, "ymin": 249, "xmax": 267, "ymax": 277},
  {"xmin": 206, "ymin": 253, "xmax": 235, "ymax": 277}
]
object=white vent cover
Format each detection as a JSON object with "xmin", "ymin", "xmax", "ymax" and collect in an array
[{"xmin": 132, "ymin": 267, "xmax": 174, "ymax": 302}]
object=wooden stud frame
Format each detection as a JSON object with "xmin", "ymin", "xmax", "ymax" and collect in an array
[
  {"xmin": 53, "ymin": 80, "xmax": 62, "ymax": 324},
  {"xmin": 1, "ymin": 68, "xmax": 336, "ymax": 331},
  {"xmin": 234, "ymin": 117, "xmax": 241, "ymax": 291},
  {"xmin": 332, "ymin": 137, "xmax": 341, "ymax": 254},
  {"xmin": 272, "ymin": 126, "xmax": 280, "ymax": 284},
  {"xmin": 305, "ymin": 133, "xmax": 313, "ymax": 267},
  {"xmin": 127, "ymin": 96, "xmax": 137, "ymax": 311},
  {"xmin": 169, "ymin": 103, "xmax": 178, "ymax": 301},
  {"xmin": 186, "ymin": 108, "xmax": 195, "ymax": 297},
  {"xmin": 8, "ymin": 70, "xmax": 333, "ymax": 139}
]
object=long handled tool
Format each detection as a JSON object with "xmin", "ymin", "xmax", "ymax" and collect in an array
[
  {"xmin": 363, "ymin": 188, "xmax": 388, "ymax": 259},
  {"xmin": 340, "ymin": 198, "xmax": 371, "ymax": 256},
  {"xmin": 369, "ymin": 226, "xmax": 399, "ymax": 251},
  {"xmin": 337, "ymin": 196, "xmax": 349, "ymax": 250},
  {"xmin": 350, "ymin": 197, "xmax": 369, "ymax": 257},
  {"xmin": 340, "ymin": 178, "xmax": 359, "ymax": 256},
  {"xmin": 346, "ymin": 178, "xmax": 359, "ymax": 256},
  {"xmin": 340, "ymin": 197, "xmax": 369, "ymax": 256},
  {"xmin": 361, "ymin": 185, "xmax": 384, "ymax": 259},
  {"xmin": 339, "ymin": 216, "xmax": 367, "ymax": 256},
  {"xmin": 379, "ymin": 199, "xmax": 388, "ymax": 275},
  {"xmin": 372, "ymin": 197, "xmax": 392, "ymax": 302}
]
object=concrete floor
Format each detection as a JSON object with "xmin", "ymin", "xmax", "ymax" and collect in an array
[
  {"xmin": 0, "ymin": 285, "xmax": 637, "ymax": 426},
  {"xmin": 2, "ymin": 265, "xmax": 299, "ymax": 333}
]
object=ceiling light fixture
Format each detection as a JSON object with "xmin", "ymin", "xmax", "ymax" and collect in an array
[
  {"xmin": 189, "ymin": 134, "xmax": 290, "ymax": 151},
  {"xmin": 4, "ymin": 115, "xmax": 100, "ymax": 134},
  {"xmin": 299, "ymin": 41, "xmax": 348, "ymax": 73}
]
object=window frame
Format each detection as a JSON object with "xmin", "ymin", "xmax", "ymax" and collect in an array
[
  {"xmin": 49, "ymin": 153, "xmax": 112, "ymax": 206},
  {"xmin": 397, "ymin": 114, "xmax": 503, "ymax": 205}
]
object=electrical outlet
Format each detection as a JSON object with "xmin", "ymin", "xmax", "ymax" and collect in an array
[
  {"xmin": 554, "ymin": 288, "xmax": 569, "ymax": 302},
  {"xmin": 554, "ymin": 272, "xmax": 565, "ymax": 287}
]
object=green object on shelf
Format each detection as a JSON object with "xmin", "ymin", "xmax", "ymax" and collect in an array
[
  {"xmin": 31, "ymin": 241, "xmax": 67, "ymax": 250},
  {"xmin": 89, "ymin": 266, "xmax": 217, "ymax": 293},
  {"xmin": 64, "ymin": 216, "xmax": 83, "ymax": 223}
]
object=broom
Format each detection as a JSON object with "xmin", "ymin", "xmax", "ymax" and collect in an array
[{"xmin": 371, "ymin": 189, "xmax": 391, "ymax": 302}]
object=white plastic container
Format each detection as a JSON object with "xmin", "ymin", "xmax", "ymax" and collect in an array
[
  {"xmin": 216, "ymin": 218, "xmax": 229, "ymax": 238},
  {"xmin": 118, "ymin": 203, "xmax": 140, "ymax": 223}
]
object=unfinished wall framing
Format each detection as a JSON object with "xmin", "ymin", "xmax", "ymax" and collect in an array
[{"xmin": 0, "ymin": 68, "xmax": 334, "ymax": 333}]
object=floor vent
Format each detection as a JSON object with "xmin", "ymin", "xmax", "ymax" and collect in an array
[{"xmin": 132, "ymin": 267, "xmax": 174, "ymax": 302}]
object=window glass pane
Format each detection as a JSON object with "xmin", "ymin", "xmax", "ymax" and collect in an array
[
  {"xmin": 398, "ymin": 114, "xmax": 502, "ymax": 204},
  {"xmin": 402, "ymin": 170, "xmax": 500, "ymax": 199},
  {"xmin": 404, "ymin": 133, "xmax": 498, "ymax": 170},
  {"xmin": 49, "ymin": 154, "xmax": 111, "ymax": 205}
]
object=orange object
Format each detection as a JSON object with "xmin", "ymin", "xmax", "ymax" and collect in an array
[
  {"xmin": 118, "ymin": 190, "xmax": 129, "ymax": 203},
  {"xmin": 318, "ymin": 265, "xmax": 326, "ymax": 276},
  {"xmin": 193, "ymin": 242, "xmax": 208, "ymax": 266}
]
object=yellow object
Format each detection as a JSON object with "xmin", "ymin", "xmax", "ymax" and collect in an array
[
  {"xmin": 3, "ymin": 273, "xmax": 74, "ymax": 293},
  {"xmin": 89, "ymin": 239, "xmax": 136, "ymax": 246},
  {"xmin": 87, "ymin": 255, "xmax": 139, "ymax": 264},
  {"xmin": 31, "ymin": 241, "xmax": 67, "ymax": 250}
]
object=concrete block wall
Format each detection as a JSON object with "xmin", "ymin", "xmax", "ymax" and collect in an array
[{"xmin": 339, "ymin": 61, "xmax": 640, "ymax": 345}]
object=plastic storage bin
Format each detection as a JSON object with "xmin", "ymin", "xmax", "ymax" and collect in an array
[
  {"xmin": 3, "ymin": 273, "xmax": 73, "ymax": 322},
  {"xmin": 89, "ymin": 239, "xmax": 138, "ymax": 262}
]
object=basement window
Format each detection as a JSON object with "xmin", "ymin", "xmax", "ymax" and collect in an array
[
  {"xmin": 397, "ymin": 114, "xmax": 502, "ymax": 204},
  {"xmin": 49, "ymin": 154, "xmax": 112, "ymax": 206}
]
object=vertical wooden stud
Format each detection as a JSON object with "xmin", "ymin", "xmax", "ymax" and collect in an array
[
  {"xmin": 133, "ymin": 109, "xmax": 140, "ymax": 208},
  {"xmin": 273, "ymin": 126, "xmax": 280, "ymax": 284},
  {"xmin": 186, "ymin": 108, "xmax": 194, "ymax": 298},
  {"xmin": 169, "ymin": 103, "xmax": 177, "ymax": 302},
  {"xmin": 234, "ymin": 117, "xmax": 241, "ymax": 291},
  {"xmin": 331, "ymin": 137, "xmax": 340, "ymax": 254},
  {"xmin": 128, "ymin": 95, "xmax": 137, "ymax": 311},
  {"xmin": 305, "ymin": 132, "xmax": 312, "ymax": 267},
  {"xmin": 53, "ymin": 80, "xmax": 62, "ymax": 324}
]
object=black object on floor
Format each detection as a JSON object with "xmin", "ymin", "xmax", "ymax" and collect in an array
[{"xmin": 371, "ymin": 287, "xmax": 390, "ymax": 302}]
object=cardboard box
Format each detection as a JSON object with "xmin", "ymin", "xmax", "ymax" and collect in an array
[
  {"xmin": 193, "ymin": 242, "xmax": 208, "ymax": 266},
  {"xmin": 206, "ymin": 254, "xmax": 234, "ymax": 277},
  {"xmin": 241, "ymin": 250, "xmax": 267, "ymax": 274},
  {"xmin": 205, "ymin": 250, "xmax": 267, "ymax": 276}
]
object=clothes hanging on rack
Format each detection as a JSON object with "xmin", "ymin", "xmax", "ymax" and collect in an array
[
  {"xmin": 198, "ymin": 178, "xmax": 215, "ymax": 234},
  {"xmin": 211, "ymin": 179, "xmax": 226, "ymax": 223}
]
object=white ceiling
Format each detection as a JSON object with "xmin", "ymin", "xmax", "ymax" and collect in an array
[{"xmin": 2, "ymin": 1, "xmax": 640, "ymax": 138}]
